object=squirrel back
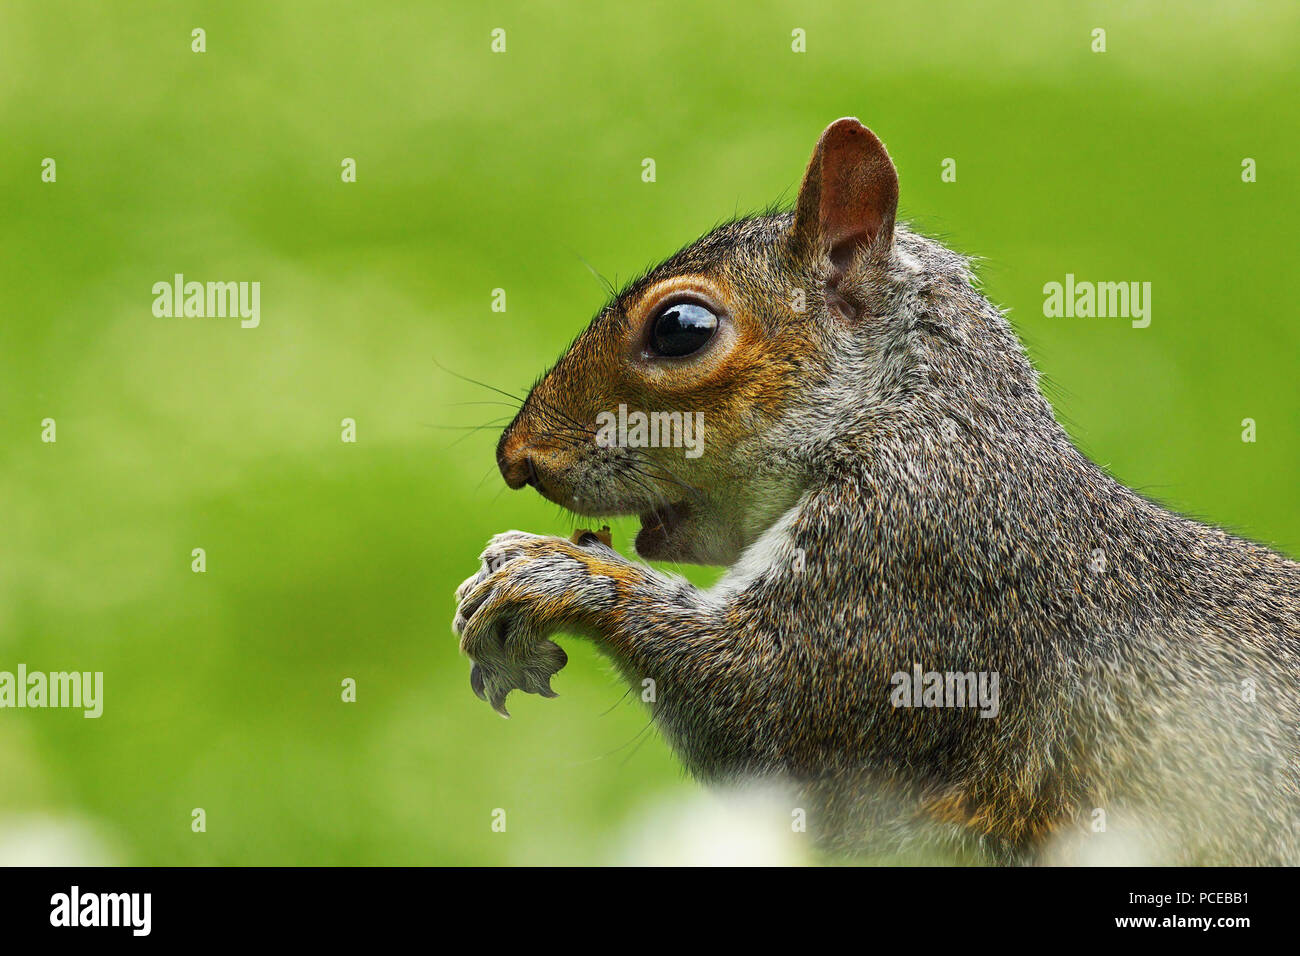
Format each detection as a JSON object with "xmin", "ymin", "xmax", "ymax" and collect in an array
[{"xmin": 466, "ymin": 118, "xmax": 1300, "ymax": 863}]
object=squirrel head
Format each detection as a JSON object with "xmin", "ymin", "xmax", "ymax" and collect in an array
[{"xmin": 498, "ymin": 118, "xmax": 905, "ymax": 565}]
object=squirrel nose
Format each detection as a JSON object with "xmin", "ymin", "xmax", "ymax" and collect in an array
[{"xmin": 498, "ymin": 440, "xmax": 538, "ymax": 490}]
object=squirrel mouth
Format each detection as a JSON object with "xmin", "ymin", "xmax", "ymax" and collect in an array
[{"xmin": 635, "ymin": 500, "xmax": 691, "ymax": 557}]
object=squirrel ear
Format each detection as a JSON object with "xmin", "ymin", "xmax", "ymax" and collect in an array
[{"xmin": 791, "ymin": 118, "xmax": 899, "ymax": 285}]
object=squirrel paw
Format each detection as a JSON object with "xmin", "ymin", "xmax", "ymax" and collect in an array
[{"xmin": 453, "ymin": 530, "xmax": 616, "ymax": 717}]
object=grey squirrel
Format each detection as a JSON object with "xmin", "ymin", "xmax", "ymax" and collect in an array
[{"xmin": 453, "ymin": 118, "xmax": 1300, "ymax": 864}]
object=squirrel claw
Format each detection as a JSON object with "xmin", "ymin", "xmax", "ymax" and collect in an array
[{"xmin": 454, "ymin": 534, "xmax": 580, "ymax": 715}]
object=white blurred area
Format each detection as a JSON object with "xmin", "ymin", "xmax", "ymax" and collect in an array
[
  {"xmin": 0, "ymin": 814, "xmax": 120, "ymax": 867},
  {"xmin": 614, "ymin": 785, "xmax": 1177, "ymax": 866},
  {"xmin": 1042, "ymin": 816, "xmax": 1166, "ymax": 867},
  {"xmin": 616, "ymin": 786, "xmax": 812, "ymax": 866}
]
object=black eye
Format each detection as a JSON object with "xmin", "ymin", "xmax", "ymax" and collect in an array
[{"xmin": 650, "ymin": 302, "xmax": 718, "ymax": 357}]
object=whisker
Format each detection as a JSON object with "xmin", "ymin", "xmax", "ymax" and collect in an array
[
  {"xmin": 530, "ymin": 396, "xmax": 596, "ymax": 436},
  {"xmin": 617, "ymin": 718, "xmax": 658, "ymax": 768},
  {"xmin": 569, "ymin": 248, "xmax": 617, "ymax": 298},
  {"xmin": 475, "ymin": 462, "xmax": 500, "ymax": 492},
  {"xmin": 444, "ymin": 419, "xmax": 512, "ymax": 449},
  {"xmin": 598, "ymin": 686, "xmax": 634, "ymax": 717},
  {"xmin": 432, "ymin": 356, "xmax": 530, "ymax": 405},
  {"xmin": 426, "ymin": 420, "xmax": 511, "ymax": 430}
]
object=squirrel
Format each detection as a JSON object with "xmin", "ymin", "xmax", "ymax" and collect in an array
[{"xmin": 452, "ymin": 118, "xmax": 1300, "ymax": 864}]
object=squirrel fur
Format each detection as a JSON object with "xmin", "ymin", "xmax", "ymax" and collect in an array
[{"xmin": 453, "ymin": 118, "xmax": 1300, "ymax": 864}]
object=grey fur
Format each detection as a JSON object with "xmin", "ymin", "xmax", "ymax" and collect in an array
[{"xmin": 458, "ymin": 209, "xmax": 1300, "ymax": 864}]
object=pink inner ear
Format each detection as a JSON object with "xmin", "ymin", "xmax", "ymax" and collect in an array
[{"xmin": 816, "ymin": 121, "xmax": 898, "ymax": 268}]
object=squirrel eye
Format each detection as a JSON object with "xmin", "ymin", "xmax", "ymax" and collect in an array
[{"xmin": 649, "ymin": 302, "xmax": 718, "ymax": 357}]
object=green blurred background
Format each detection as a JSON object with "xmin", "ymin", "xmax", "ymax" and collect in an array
[{"xmin": 0, "ymin": 1, "xmax": 1296, "ymax": 864}]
